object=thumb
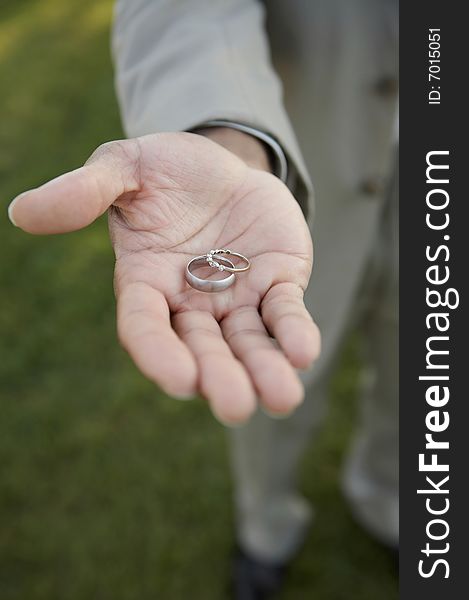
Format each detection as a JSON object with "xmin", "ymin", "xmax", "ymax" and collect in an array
[{"xmin": 8, "ymin": 140, "xmax": 140, "ymax": 234}]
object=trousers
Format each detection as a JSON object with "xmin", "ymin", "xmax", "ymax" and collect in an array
[{"xmin": 230, "ymin": 158, "xmax": 398, "ymax": 563}]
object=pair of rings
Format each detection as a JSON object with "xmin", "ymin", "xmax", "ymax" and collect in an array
[{"xmin": 185, "ymin": 248, "xmax": 250, "ymax": 293}]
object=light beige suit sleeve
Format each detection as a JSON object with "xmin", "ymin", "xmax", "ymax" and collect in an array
[{"xmin": 112, "ymin": 0, "xmax": 313, "ymax": 218}]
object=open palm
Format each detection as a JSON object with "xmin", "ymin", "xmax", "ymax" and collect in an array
[{"xmin": 9, "ymin": 133, "xmax": 320, "ymax": 424}]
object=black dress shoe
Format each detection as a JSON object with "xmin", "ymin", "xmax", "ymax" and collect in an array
[{"xmin": 231, "ymin": 545, "xmax": 287, "ymax": 600}]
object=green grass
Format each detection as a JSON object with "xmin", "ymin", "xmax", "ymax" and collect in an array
[{"xmin": 0, "ymin": 2, "xmax": 397, "ymax": 598}]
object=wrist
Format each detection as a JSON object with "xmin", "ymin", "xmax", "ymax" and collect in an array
[{"xmin": 194, "ymin": 126, "xmax": 273, "ymax": 173}]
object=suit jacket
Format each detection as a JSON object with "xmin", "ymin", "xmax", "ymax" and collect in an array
[{"xmin": 112, "ymin": 0, "xmax": 316, "ymax": 216}]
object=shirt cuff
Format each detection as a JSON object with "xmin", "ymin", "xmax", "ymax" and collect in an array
[{"xmin": 192, "ymin": 119, "xmax": 289, "ymax": 184}]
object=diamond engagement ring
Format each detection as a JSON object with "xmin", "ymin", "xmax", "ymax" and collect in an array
[
  {"xmin": 185, "ymin": 249, "xmax": 251, "ymax": 293},
  {"xmin": 205, "ymin": 248, "xmax": 251, "ymax": 273}
]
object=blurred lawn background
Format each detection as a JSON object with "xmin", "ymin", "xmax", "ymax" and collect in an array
[{"xmin": 0, "ymin": 1, "xmax": 397, "ymax": 598}]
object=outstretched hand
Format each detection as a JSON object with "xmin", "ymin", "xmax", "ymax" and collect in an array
[{"xmin": 9, "ymin": 133, "xmax": 320, "ymax": 424}]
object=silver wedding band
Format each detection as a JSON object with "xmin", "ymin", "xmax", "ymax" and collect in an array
[
  {"xmin": 185, "ymin": 255, "xmax": 236, "ymax": 293},
  {"xmin": 185, "ymin": 248, "xmax": 251, "ymax": 293}
]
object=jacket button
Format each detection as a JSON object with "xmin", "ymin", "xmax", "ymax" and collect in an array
[
  {"xmin": 374, "ymin": 76, "xmax": 399, "ymax": 97},
  {"xmin": 360, "ymin": 178, "xmax": 383, "ymax": 197}
]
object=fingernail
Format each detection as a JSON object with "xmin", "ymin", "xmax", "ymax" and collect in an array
[
  {"xmin": 215, "ymin": 415, "xmax": 245, "ymax": 429},
  {"xmin": 7, "ymin": 196, "xmax": 20, "ymax": 226},
  {"xmin": 8, "ymin": 190, "xmax": 33, "ymax": 227},
  {"xmin": 262, "ymin": 407, "xmax": 296, "ymax": 420}
]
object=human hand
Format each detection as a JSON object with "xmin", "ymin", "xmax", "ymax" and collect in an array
[{"xmin": 8, "ymin": 132, "xmax": 320, "ymax": 424}]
